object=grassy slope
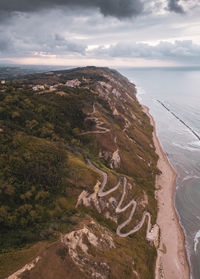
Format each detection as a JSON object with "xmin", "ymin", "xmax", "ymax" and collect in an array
[{"xmin": 0, "ymin": 67, "xmax": 158, "ymax": 279}]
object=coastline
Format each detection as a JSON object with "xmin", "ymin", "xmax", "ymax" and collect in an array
[{"xmin": 142, "ymin": 105, "xmax": 190, "ymax": 279}]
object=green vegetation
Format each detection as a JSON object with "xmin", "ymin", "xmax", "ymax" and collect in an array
[
  {"xmin": 0, "ymin": 83, "xmax": 98, "ymax": 252},
  {"xmin": 0, "ymin": 67, "xmax": 159, "ymax": 279}
]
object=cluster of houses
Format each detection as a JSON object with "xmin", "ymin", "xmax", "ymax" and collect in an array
[
  {"xmin": 32, "ymin": 78, "xmax": 82, "ymax": 92},
  {"xmin": 0, "ymin": 77, "xmax": 88, "ymax": 93}
]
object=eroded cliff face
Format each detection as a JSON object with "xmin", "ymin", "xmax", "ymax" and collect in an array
[{"xmin": 3, "ymin": 67, "xmax": 159, "ymax": 279}]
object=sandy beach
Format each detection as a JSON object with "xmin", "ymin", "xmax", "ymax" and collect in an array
[{"xmin": 143, "ymin": 105, "xmax": 190, "ymax": 279}]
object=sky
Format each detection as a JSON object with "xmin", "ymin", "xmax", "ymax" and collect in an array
[{"xmin": 0, "ymin": 0, "xmax": 200, "ymax": 67}]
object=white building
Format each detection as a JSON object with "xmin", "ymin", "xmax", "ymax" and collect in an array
[
  {"xmin": 32, "ymin": 86, "xmax": 38, "ymax": 91},
  {"xmin": 32, "ymin": 85, "xmax": 45, "ymax": 91}
]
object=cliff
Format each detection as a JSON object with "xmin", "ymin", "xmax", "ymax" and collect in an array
[{"xmin": 0, "ymin": 67, "xmax": 159, "ymax": 279}]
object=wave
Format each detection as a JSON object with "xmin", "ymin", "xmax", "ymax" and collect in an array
[
  {"xmin": 188, "ymin": 141, "xmax": 200, "ymax": 148},
  {"xmin": 194, "ymin": 230, "xmax": 200, "ymax": 253},
  {"xmin": 172, "ymin": 142, "xmax": 200, "ymax": 152},
  {"xmin": 136, "ymin": 86, "xmax": 146, "ymax": 102},
  {"xmin": 182, "ymin": 175, "xmax": 200, "ymax": 182},
  {"xmin": 183, "ymin": 175, "xmax": 200, "ymax": 184}
]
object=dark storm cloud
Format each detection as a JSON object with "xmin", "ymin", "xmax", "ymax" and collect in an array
[
  {"xmin": 167, "ymin": 0, "xmax": 185, "ymax": 13},
  {"xmin": 0, "ymin": 0, "xmax": 143, "ymax": 18},
  {"xmin": 0, "ymin": 0, "xmax": 199, "ymax": 65}
]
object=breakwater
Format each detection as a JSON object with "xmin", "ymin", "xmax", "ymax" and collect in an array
[{"xmin": 157, "ymin": 100, "xmax": 200, "ymax": 141}]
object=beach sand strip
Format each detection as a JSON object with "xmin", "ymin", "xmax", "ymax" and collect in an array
[{"xmin": 143, "ymin": 105, "xmax": 190, "ymax": 279}]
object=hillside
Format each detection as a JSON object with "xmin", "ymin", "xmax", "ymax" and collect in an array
[{"xmin": 0, "ymin": 66, "xmax": 160, "ymax": 279}]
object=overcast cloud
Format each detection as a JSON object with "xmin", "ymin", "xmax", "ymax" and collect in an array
[
  {"xmin": 0, "ymin": 0, "xmax": 200, "ymax": 66},
  {"xmin": 88, "ymin": 40, "xmax": 200, "ymax": 64},
  {"xmin": 0, "ymin": 0, "xmax": 144, "ymax": 18},
  {"xmin": 167, "ymin": 0, "xmax": 184, "ymax": 13}
]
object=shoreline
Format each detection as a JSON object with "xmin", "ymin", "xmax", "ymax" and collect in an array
[{"xmin": 142, "ymin": 105, "xmax": 190, "ymax": 279}]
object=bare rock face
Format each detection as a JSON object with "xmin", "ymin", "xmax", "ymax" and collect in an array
[
  {"xmin": 76, "ymin": 181, "xmax": 102, "ymax": 213},
  {"xmin": 112, "ymin": 108, "xmax": 119, "ymax": 116},
  {"xmin": 65, "ymin": 79, "xmax": 81, "ymax": 88},
  {"xmin": 7, "ymin": 257, "xmax": 41, "ymax": 279},
  {"xmin": 99, "ymin": 149, "xmax": 121, "ymax": 169},
  {"xmin": 110, "ymin": 149, "xmax": 121, "ymax": 169},
  {"xmin": 61, "ymin": 220, "xmax": 115, "ymax": 279},
  {"xmin": 146, "ymin": 224, "xmax": 160, "ymax": 248}
]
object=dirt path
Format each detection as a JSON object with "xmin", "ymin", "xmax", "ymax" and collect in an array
[
  {"xmin": 88, "ymin": 160, "xmax": 153, "ymax": 238},
  {"xmin": 80, "ymin": 104, "xmax": 110, "ymax": 135}
]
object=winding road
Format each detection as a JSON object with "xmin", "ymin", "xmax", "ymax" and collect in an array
[
  {"xmin": 88, "ymin": 160, "xmax": 152, "ymax": 238},
  {"xmin": 80, "ymin": 104, "xmax": 110, "ymax": 135}
]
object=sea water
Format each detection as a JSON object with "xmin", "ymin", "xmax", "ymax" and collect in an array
[{"xmin": 117, "ymin": 67, "xmax": 200, "ymax": 279}]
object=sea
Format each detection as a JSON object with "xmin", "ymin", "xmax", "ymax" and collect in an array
[{"xmin": 118, "ymin": 67, "xmax": 200, "ymax": 279}]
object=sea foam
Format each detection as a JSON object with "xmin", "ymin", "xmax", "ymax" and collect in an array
[{"xmin": 194, "ymin": 230, "xmax": 200, "ymax": 253}]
